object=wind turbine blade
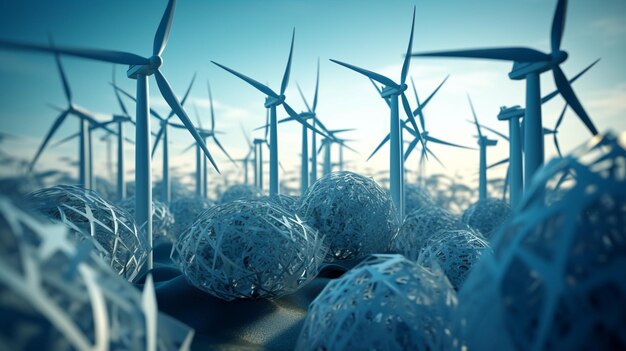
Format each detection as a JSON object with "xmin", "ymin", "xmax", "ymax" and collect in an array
[
  {"xmin": 424, "ymin": 144, "xmax": 444, "ymax": 168},
  {"xmin": 410, "ymin": 77, "xmax": 425, "ymax": 131},
  {"xmin": 541, "ymin": 58, "xmax": 600, "ymax": 104},
  {"xmin": 193, "ymin": 104, "xmax": 203, "ymax": 129},
  {"xmin": 182, "ymin": 142, "xmax": 195, "ymax": 153},
  {"xmin": 367, "ymin": 133, "xmax": 390, "ymax": 161},
  {"xmin": 280, "ymin": 28, "xmax": 295, "ymax": 96},
  {"xmin": 240, "ymin": 123, "xmax": 252, "ymax": 147},
  {"xmin": 329, "ymin": 128, "xmax": 357, "ymax": 134},
  {"xmin": 487, "ymin": 158, "xmax": 509, "ymax": 169},
  {"xmin": 296, "ymin": 83, "xmax": 312, "ymax": 113},
  {"xmin": 50, "ymin": 131, "xmax": 79, "ymax": 148},
  {"xmin": 400, "ymin": 6, "xmax": 416, "ymax": 84},
  {"xmin": 112, "ymin": 69, "xmax": 130, "ymax": 116},
  {"xmin": 556, "ymin": 103, "xmax": 567, "ymax": 130},
  {"xmin": 212, "ymin": 136, "xmax": 238, "ymax": 166},
  {"xmin": 467, "ymin": 94, "xmax": 482, "ymax": 138},
  {"xmin": 369, "ymin": 78, "xmax": 391, "ymax": 108},
  {"xmin": 0, "ymin": 39, "xmax": 149, "ymax": 65},
  {"xmin": 411, "ymin": 47, "xmax": 551, "ymax": 62},
  {"xmin": 283, "ymin": 102, "xmax": 330, "ymax": 139},
  {"xmin": 552, "ymin": 66, "xmax": 598, "ymax": 135},
  {"xmin": 30, "ymin": 110, "xmax": 70, "ymax": 169},
  {"xmin": 211, "ymin": 61, "xmax": 278, "ymax": 98},
  {"xmin": 50, "ymin": 38, "xmax": 72, "ymax": 104},
  {"xmin": 312, "ymin": 58, "xmax": 320, "ymax": 111},
  {"xmin": 554, "ymin": 134, "xmax": 562, "ymax": 157},
  {"xmin": 476, "ymin": 123, "xmax": 509, "ymax": 141},
  {"xmin": 425, "ymin": 135, "xmax": 475, "ymax": 150},
  {"xmin": 154, "ymin": 69, "xmax": 220, "ymax": 173},
  {"xmin": 403, "ymin": 137, "xmax": 420, "ymax": 162},
  {"xmin": 153, "ymin": 0, "xmax": 176, "ymax": 57},
  {"xmin": 400, "ymin": 93, "xmax": 424, "ymax": 149},
  {"xmin": 207, "ymin": 80, "xmax": 215, "ymax": 131},
  {"xmin": 166, "ymin": 72, "xmax": 196, "ymax": 120},
  {"xmin": 330, "ymin": 59, "xmax": 397, "ymax": 87},
  {"xmin": 551, "ymin": 0, "xmax": 567, "ymax": 54},
  {"xmin": 151, "ymin": 126, "xmax": 164, "ymax": 159},
  {"xmin": 412, "ymin": 75, "xmax": 449, "ymax": 118},
  {"xmin": 264, "ymin": 108, "xmax": 270, "ymax": 140},
  {"xmin": 111, "ymin": 83, "xmax": 164, "ymax": 120}
]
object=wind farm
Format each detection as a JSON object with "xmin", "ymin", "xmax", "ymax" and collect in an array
[{"xmin": 0, "ymin": 0, "xmax": 624, "ymax": 350}]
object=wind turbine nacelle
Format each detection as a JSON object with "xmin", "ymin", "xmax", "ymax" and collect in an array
[
  {"xmin": 253, "ymin": 138, "xmax": 265, "ymax": 145},
  {"xmin": 380, "ymin": 84, "xmax": 406, "ymax": 98},
  {"xmin": 264, "ymin": 95, "xmax": 285, "ymax": 108},
  {"xmin": 497, "ymin": 106, "xmax": 524, "ymax": 121},
  {"xmin": 508, "ymin": 51, "xmax": 567, "ymax": 80},
  {"xmin": 300, "ymin": 112, "xmax": 315, "ymax": 119},
  {"xmin": 112, "ymin": 115, "xmax": 128, "ymax": 123},
  {"xmin": 485, "ymin": 139, "xmax": 498, "ymax": 146}
]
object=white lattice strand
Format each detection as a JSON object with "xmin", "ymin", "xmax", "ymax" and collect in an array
[
  {"xmin": 169, "ymin": 196, "xmax": 214, "ymax": 240},
  {"xmin": 461, "ymin": 198, "xmax": 511, "ymax": 239},
  {"xmin": 218, "ymin": 184, "xmax": 263, "ymax": 204},
  {"xmin": 456, "ymin": 133, "xmax": 626, "ymax": 351},
  {"xmin": 405, "ymin": 183, "xmax": 436, "ymax": 215},
  {"xmin": 417, "ymin": 228, "xmax": 490, "ymax": 290},
  {"xmin": 0, "ymin": 195, "xmax": 194, "ymax": 351},
  {"xmin": 118, "ymin": 197, "xmax": 176, "ymax": 243},
  {"xmin": 26, "ymin": 185, "xmax": 147, "ymax": 282},
  {"xmin": 392, "ymin": 206, "xmax": 459, "ymax": 260},
  {"xmin": 296, "ymin": 254, "xmax": 458, "ymax": 351},
  {"xmin": 299, "ymin": 171, "xmax": 400, "ymax": 261},
  {"xmin": 172, "ymin": 199, "xmax": 327, "ymax": 301},
  {"xmin": 267, "ymin": 194, "xmax": 300, "ymax": 214}
]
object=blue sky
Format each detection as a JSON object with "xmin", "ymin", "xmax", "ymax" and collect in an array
[{"xmin": 0, "ymin": 0, "xmax": 624, "ymax": 190}]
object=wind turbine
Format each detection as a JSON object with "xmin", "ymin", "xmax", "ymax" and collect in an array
[
  {"xmin": 318, "ymin": 128, "xmax": 357, "ymax": 176},
  {"xmin": 212, "ymin": 29, "xmax": 327, "ymax": 196},
  {"xmin": 238, "ymin": 125, "xmax": 255, "ymax": 186},
  {"xmin": 411, "ymin": 0, "xmax": 598, "ymax": 186},
  {"xmin": 0, "ymin": 0, "xmax": 221, "ymax": 271},
  {"xmin": 330, "ymin": 6, "xmax": 422, "ymax": 217},
  {"xmin": 468, "ymin": 95, "xmax": 498, "ymax": 201}
]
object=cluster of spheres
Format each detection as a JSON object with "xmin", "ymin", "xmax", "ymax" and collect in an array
[
  {"xmin": 172, "ymin": 199, "xmax": 327, "ymax": 301},
  {"xmin": 0, "ymin": 195, "xmax": 194, "ymax": 350},
  {"xmin": 299, "ymin": 171, "xmax": 400, "ymax": 260},
  {"xmin": 461, "ymin": 198, "xmax": 511, "ymax": 239},
  {"xmin": 168, "ymin": 196, "xmax": 214, "ymax": 239},
  {"xmin": 218, "ymin": 184, "xmax": 263, "ymax": 204},
  {"xmin": 25, "ymin": 185, "xmax": 147, "ymax": 281},
  {"xmin": 297, "ymin": 254, "xmax": 457, "ymax": 351},
  {"xmin": 457, "ymin": 134, "xmax": 626, "ymax": 350},
  {"xmin": 117, "ymin": 196, "xmax": 175, "ymax": 243},
  {"xmin": 392, "ymin": 206, "xmax": 459, "ymax": 260},
  {"xmin": 417, "ymin": 228, "xmax": 490, "ymax": 290}
]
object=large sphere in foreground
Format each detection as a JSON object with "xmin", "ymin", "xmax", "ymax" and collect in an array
[
  {"xmin": 392, "ymin": 206, "xmax": 459, "ymax": 260},
  {"xmin": 26, "ymin": 185, "xmax": 147, "ymax": 281},
  {"xmin": 169, "ymin": 196, "xmax": 214, "ymax": 239},
  {"xmin": 456, "ymin": 134, "xmax": 626, "ymax": 350},
  {"xmin": 296, "ymin": 254, "xmax": 457, "ymax": 351},
  {"xmin": 0, "ymin": 195, "xmax": 194, "ymax": 350},
  {"xmin": 172, "ymin": 199, "xmax": 326, "ymax": 301},
  {"xmin": 117, "ymin": 197, "xmax": 175, "ymax": 243},
  {"xmin": 417, "ymin": 228, "xmax": 490, "ymax": 290},
  {"xmin": 218, "ymin": 184, "xmax": 263, "ymax": 204},
  {"xmin": 299, "ymin": 171, "xmax": 400, "ymax": 260},
  {"xmin": 404, "ymin": 183, "xmax": 435, "ymax": 214},
  {"xmin": 461, "ymin": 198, "xmax": 511, "ymax": 239}
]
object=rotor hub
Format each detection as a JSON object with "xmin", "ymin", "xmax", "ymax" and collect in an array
[{"xmin": 149, "ymin": 55, "xmax": 163, "ymax": 69}]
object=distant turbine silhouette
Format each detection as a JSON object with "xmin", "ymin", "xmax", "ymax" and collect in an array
[{"xmin": 468, "ymin": 95, "xmax": 498, "ymax": 201}]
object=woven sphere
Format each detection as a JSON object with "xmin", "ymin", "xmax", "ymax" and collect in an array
[
  {"xmin": 218, "ymin": 184, "xmax": 263, "ymax": 204},
  {"xmin": 169, "ymin": 196, "xmax": 214, "ymax": 239},
  {"xmin": 456, "ymin": 133, "xmax": 626, "ymax": 351},
  {"xmin": 299, "ymin": 171, "xmax": 400, "ymax": 261},
  {"xmin": 172, "ymin": 199, "xmax": 327, "ymax": 301},
  {"xmin": 417, "ymin": 228, "xmax": 490, "ymax": 290},
  {"xmin": 393, "ymin": 206, "xmax": 459, "ymax": 260},
  {"xmin": 267, "ymin": 193, "xmax": 300, "ymax": 213},
  {"xmin": 117, "ymin": 197, "xmax": 175, "ymax": 243},
  {"xmin": 404, "ymin": 183, "xmax": 436, "ymax": 215},
  {"xmin": 296, "ymin": 254, "xmax": 457, "ymax": 351},
  {"xmin": 461, "ymin": 198, "xmax": 511, "ymax": 239},
  {"xmin": 0, "ymin": 195, "xmax": 194, "ymax": 350},
  {"xmin": 26, "ymin": 185, "xmax": 147, "ymax": 282}
]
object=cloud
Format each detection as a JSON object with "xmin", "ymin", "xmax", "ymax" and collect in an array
[
  {"xmin": 591, "ymin": 17, "xmax": 626, "ymax": 36},
  {"xmin": 586, "ymin": 82, "xmax": 626, "ymax": 119}
]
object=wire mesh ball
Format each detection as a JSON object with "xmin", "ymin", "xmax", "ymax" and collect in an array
[
  {"xmin": 392, "ymin": 206, "xmax": 459, "ymax": 260},
  {"xmin": 267, "ymin": 193, "xmax": 300, "ymax": 214},
  {"xmin": 461, "ymin": 198, "xmax": 511, "ymax": 239},
  {"xmin": 299, "ymin": 171, "xmax": 400, "ymax": 261},
  {"xmin": 26, "ymin": 185, "xmax": 147, "ymax": 282},
  {"xmin": 296, "ymin": 254, "xmax": 458, "ymax": 351},
  {"xmin": 169, "ymin": 196, "xmax": 214, "ymax": 239},
  {"xmin": 172, "ymin": 199, "xmax": 327, "ymax": 301},
  {"xmin": 218, "ymin": 184, "xmax": 263, "ymax": 204},
  {"xmin": 117, "ymin": 197, "xmax": 175, "ymax": 243},
  {"xmin": 455, "ymin": 133, "xmax": 626, "ymax": 351},
  {"xmin": 417, "ymin": 228, "xmax": 490, "ymax": 290},
  {"xmin": 0, "ymin": 195, "xmax": 194, "ymax": 350},
  {"xmin": 404, "ymin": 183, "xmax": 436, "ymax": 215}
]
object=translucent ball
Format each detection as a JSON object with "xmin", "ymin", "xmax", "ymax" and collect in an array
[
  {"xmin": 218, "ymin": 184, "xmax": 263, "ymax": 204},
  {"xmin": 169, "ymin": 196, "xmax": 214, "ymax": 239},
  {"xmin": 0, "ymin": 195, "xmax": 194, "ymax": 350},
  {"xmin": 117, "ymin": 197, "xmax": 175, "ymax": 243},
  {"xmin": 456, "ymin": 133, "xmax": 626, "ymax": 350},
  {"xmin": 296, "ymin": 254, "xmax": 457, "ymax": 351},
  {"xmin": 26, "ymin": 185, "xmax": 147, "ymax": 281},
  {"xmin": 417, "ymin": 228, "xmax": 490, "ymax": 290},
  {"xmin": 461, "ymin": 198, "xmax": 511, "ymax": 239},
  {"xmin": 171, "ymin": 199, "xmax": 327, "ymax": 301},
  {"xmin": 299, "ymin": 171, "xmax": 400, "ymax": 260},
  {"xmin": 404, "ymin": 183, "xmax": 435, "ymax": 215},
  {"xmin": 392, "ymin": 206, "xmax": 459, "ymax": 260}
]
